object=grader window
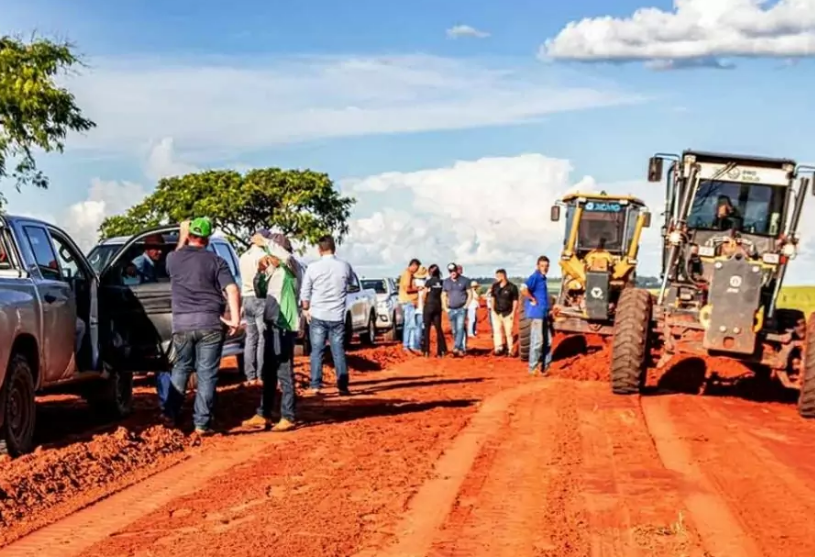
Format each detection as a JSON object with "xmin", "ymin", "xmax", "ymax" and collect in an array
[
  {"xmin": 577, "ymin": 208, "xmax": 626, "ymax": 253},
  {"xmin": 688, "ymin": 180, "xmax": 786, "ymax": 236}
]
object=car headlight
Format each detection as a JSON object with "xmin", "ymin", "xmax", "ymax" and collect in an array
[
  {"xmin": 782, "ymin": 243, "xmax": 797, "ymax": 258},
  {"xmin": 377, "ymin": 300, "xmax": 391, "ymax": 311},
  {"xmin": 668, "ymin": 231, "xmax": 683, "ymax": 245}
]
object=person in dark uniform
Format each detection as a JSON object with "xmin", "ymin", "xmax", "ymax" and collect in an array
[{"xmin": 421, "ymin": 264, "xmax": 447, "ymax": 358}]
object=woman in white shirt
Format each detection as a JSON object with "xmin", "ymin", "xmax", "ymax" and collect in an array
[{"xmin": 467, "ymin": 281, "xmax": 480, "ymax": 338}]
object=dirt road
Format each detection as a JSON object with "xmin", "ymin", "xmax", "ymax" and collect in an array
[{"xmin": 3, "ymin": 323, "xmax": 815, "ymax": 556}]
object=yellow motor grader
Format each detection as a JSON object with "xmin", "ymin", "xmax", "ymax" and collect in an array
[
  {"xmin": 549, "ymin": 192, "xmax": 651, "ymax": 335},
  {"xmin": 518, "ymin": 192, "xmax": 651, "ymax": 361}
]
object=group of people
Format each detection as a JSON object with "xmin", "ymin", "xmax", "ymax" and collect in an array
[
  {"xmin": 396, "ymin": 256, "xmax": 554, "ymax": 375},
  {"xmin": 159, "ymin": 216, "xmax": 555, "ymax": 437},
  {"xmin": 158, "ymin": 218, "xmax": 356, "ymax": 437}
]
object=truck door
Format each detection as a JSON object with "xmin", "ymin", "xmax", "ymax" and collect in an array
[
  {"xmin": 98, "ymin": 226, "xmax": 178, "ymax": 372},
  {"xmin": 18, "ymin": 224, "xmax": 76, "ymax": 382}
]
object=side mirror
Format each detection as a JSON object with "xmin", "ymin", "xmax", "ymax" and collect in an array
[
  {"xmin": 348, "ymin": 284, "xmax": 360, "ymax": 293},
  {"xmin": 642, "ymin": 211, "xmax": 652, "ymax": 228},
  {"xmin": 550, "ymin": 205, "xmax": 561, "ymax": 222},
  {"xmin": 648, "ymin": 157, "xmax": 663, "ymax": 182}
]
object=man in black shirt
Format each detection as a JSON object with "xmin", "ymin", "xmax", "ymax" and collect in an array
[
  {"xmin": 490, "ymin": 268, "xmax": 519, "ymax": 356},
  {"xmin": 421, "ymin": 264, "xmax": 447, "ymax": 357}
]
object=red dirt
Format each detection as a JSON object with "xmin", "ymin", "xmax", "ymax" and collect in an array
[{"xmin": 4, "ymin": 314, "xmax": 815, "ymax": 557}]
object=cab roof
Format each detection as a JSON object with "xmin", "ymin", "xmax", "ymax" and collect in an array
[{"xmin": 560, "ymin": 192, "xmax": 647, "ymax": 207}]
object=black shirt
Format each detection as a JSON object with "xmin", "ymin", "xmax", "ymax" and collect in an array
[
  {"xmin": 424, "ymin": 276, "xmax": 444, "ymax": 310},
  {"xmin": 166, "ymin": 246, "xmax": 235, "ymax": 333},
  {"xmin": 491, "ymin": 281, "xmax": 519, "ymax": 316}
]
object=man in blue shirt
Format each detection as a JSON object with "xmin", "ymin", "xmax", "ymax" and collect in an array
[
  {"xmin": 442, "ymin": 263, "xmax": 472, "ymax": 356},
  {"xmin": 521, "ymin": 256, "xmax": 552, "ymax": 375},
  {"xmin": 300, "ymin": 235, "xmax": 355, "ymax": 396},
  {"xmin": 131, "ymin": 234, "xmax": 167, "ymax": 283}
]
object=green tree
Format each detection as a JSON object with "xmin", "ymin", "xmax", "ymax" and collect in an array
[
  {"xmin": 99, "ymin": 168, "xmax": 355, "ymax": 249},
  {"xmin": 0, "ymin": 36, "xmax": 95, "ymax": 204}
]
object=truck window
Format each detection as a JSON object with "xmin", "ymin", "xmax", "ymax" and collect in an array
[
  {"xmin": 212, "ymin": 242, "xmax": 239, "ymax": 279},
  {"xmin": 23, "ymin": 225, "xmax": 61, "ymax": 281},
  {"xmin": 0, "ymin": 231, "xmax": 10, "ymax": 270},
  {"xmin": 50, "ymin": 232, "xmax": 86, "ymax": 281}
]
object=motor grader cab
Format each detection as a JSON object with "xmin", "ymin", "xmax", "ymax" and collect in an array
[
  {"xmin": 550, "ymin": 192, "xmax": 651, "ymax": 335},
  {"xmin": 609, "ymin": 149, "xmax": 815, "ymax": 418}
]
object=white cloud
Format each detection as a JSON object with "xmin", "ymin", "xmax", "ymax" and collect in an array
[
  {"xmin": 144, "ymin": 137, "xmax": 199, "ymax": 181},
  {"xmin": 339, "ymin": 153, "xmax": 662, "ymax": 277},
  {"xmin": 541, "ymin": 0, "xmax": 815, "ymax": 67},
  {"xmin": 63, "ymin": 54, "xmax": 637, "ymax": 155},
  {"xmin": 446, "ymin": 25, "xmax": 491, "ymax": 39},
  {"xmin": 63, "ymin": 179, "xmax": 149, "ymax": 250}
]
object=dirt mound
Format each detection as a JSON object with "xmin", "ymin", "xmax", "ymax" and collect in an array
[
  {"xmin": 547, "ymin": 338, "xmax": 612, "ymax": 382},
  {"xmin": 0, "ymin": 425, "xmax": 187, "ymax": 542}
]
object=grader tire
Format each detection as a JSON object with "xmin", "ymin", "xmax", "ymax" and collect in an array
[
  {"xmin": 611, "ymin": 288, "xmax": 652, "ymax": 395},
  {"xmin": 798, "ymin": 312, "xmax": 815, "ymax": 418}
]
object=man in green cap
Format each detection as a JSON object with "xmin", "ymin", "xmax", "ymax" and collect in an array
[{"xmin": 163, "ymin": 217, "xmax": 241, "ymax": 436}]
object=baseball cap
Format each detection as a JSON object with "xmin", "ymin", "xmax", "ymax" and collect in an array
[
  {"xmin": 189, "ymin": 217, "xmax": 213, "ymax": 238},
  {"xmin": 470, "ymin": 280, "xmax": 479, "ymax": 287},
  {"xmin": 447, "ymin": 263, "xmax": 458, "ymax": 272},
  {"xmin": 256, "ymin": 228, "xmax": 272, "ymax": 239}
]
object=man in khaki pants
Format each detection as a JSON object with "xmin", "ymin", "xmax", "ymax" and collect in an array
[{"xmin": 490, "ymin": 268, "xmax": 519, "ymax": 356}]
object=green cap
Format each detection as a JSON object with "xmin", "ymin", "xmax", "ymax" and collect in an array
[{"xmin": 189, "ymin": 217, "xmax": 213, "ymax": 238}]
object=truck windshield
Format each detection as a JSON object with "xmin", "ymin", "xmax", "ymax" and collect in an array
[
  {"xmin": 361, "ymin": 279, "xmax": 387, "ymax": 294},
  {"xmin": 576, "ymin": 205, "xmax": 626, "ymax": 252},
  {"xmin": 688, "ymin": 180, "xmax": 786, "ymax": 236},
  {"xmin": 87, "ymin": 244, "xmax": 120, "ymax": 274}
]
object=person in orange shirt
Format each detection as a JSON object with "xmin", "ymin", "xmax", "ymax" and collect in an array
[{"xmin": 398, "ymin": 258, "xmax": 421, "ymax": 353}]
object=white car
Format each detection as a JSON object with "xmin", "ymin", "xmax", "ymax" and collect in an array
[{"xmin": 361, "ymin": 277, "xmax": 404, "ymax": 341}]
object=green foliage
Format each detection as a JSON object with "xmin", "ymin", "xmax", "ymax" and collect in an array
[
  {"xmin": 0, "ymin": 36, "xmax": 95, "ymax": 204},
  {"xmin": 98, "ymin": 168, "xmax": 355, "ymax": 249}
]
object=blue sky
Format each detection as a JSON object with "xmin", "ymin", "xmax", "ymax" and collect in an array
[{"xmin": 5, "ymin": 0, "xmax": 815, "ymax": 280}]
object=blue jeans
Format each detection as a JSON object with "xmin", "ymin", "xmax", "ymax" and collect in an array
[
  {"xmin": 258, "ymin": 328, "xmax": 296, "ymax": 422},
  {"xmin": 242, "ymin": 296, "xmax": 266, "ymax": 381},
  {"xmin": 467, "ymin": 306, "xmax": 478, "ymax": 337},
  {"xmin": 402, "ymin": 303, "xmax": 420, "ymax": 350},
  {"xmin": 166, "ymin": 328, "xmax": 225, "ymax": 430},
  {"xmin": 529, "ymin": 318, "xmax": 553, "ymax": 373},
  {"xmin": 448, "ymin": 308, "xmax": 467, "ymax": 352},
  {"xmin": 309, "ymin": 318, "xmax": 348, "ymax": 390}
]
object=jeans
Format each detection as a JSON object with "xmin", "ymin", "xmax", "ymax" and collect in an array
[
  {"xmin": 423, "ymin": 307, "xmax": 447, "ymax": 355},
  {"xmin": 448, "ymin": 308, "xmax": 467, "ymax": 353},
  {"xmin": 467, "ymin": 306, "xmax": 478, "ymax": 337},
  {"xmin": 258, "ymin": 328, "xmax": 296, "ymax": 422},
  {"xmin": 402, "ymin": 303, "xmax": 420, "ymax": 351},
  {"xmin": 309, "ymin": 318, "xmax": 348, "ymax": 390},
  {"xmin": 529, "ymin": 318, "xmax": 553, "ymax": 373},
  {"xmin": 166, "ymin": 328, "xmax": 225, "ymax": 430},
  {"xmin": 242, "ymin": 296, "xmax": 266, "ymax": 381}
]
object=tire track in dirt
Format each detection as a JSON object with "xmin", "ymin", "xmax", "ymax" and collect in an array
[
  {"xmin": 0, "ymin": 435, "xmax": 284, "ymax": 557},
  {"xmin": 657, "ymin": 396, "xmax": 815, "ymax": 557},
  {"xmin": 374, "ymin": 379, "xmax": 706, "ymax": 557},
  {"xmin": 641, "ymin": 396, "xmax": 764, "ymax": 557}
]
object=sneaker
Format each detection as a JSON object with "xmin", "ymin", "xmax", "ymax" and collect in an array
[
  {"xmin": 272, "ymin": 418, "xmax": 296, "ymax": 432},
  {"xmin": 305, "ymin": 388, "xmax": 323, "ymax": 397},
  {"xmin": 241, "ymin": 414, "xmax": 271, "ymax": 430}
]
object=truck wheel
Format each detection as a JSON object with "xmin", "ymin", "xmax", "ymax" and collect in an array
[
  {"xmin": 0, "ymin": 354, "xmax": 37, "ymax": 457},
  {"xmin": 360, "ymin": 311, "xmax": 377, "ymax": 346},
  {"xmin": 344, "ymin": 314, "xmax": 353, "ymax": 349},
  {"xmin": 610, "ymin": 288, "xmax": 652, "ymax": 395},
  {"xmin": 798, "ymin": 312, "xmax": 815, "ymax": 418},
  {"xmin": 85, "ymin": 366, "xmax": 134, "ymax": 419},
  {"xmin": 518, "ymin": 305, "xmax": 530, "ymax": 361},
  {"xmin": 384, "ymin": 314, "xmax": 398, "ymax": 342}
]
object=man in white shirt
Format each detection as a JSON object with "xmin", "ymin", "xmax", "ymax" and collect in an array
[
  {"xmin": 300, "ymin": 235, "xmax": 355, "ymax": 396},
  {"xmin": 239, "ymin": 229, "xmax": 272, "ymax": 384}
]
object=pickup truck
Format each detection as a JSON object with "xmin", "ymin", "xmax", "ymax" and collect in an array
[
  {"xmin": 0, "ymin": 215, "xmax": 132, "ymax": 456},
  {"xmin": 297, "ymin": 267, "xmax": 378, "ymax": 354},
  {"xmin": 87, "ymin": 231, "xmax": 246, "ymax": 385},
  {"xmin": 361, "ymin": 277, "xmax": 403, "ymax": 341}
]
